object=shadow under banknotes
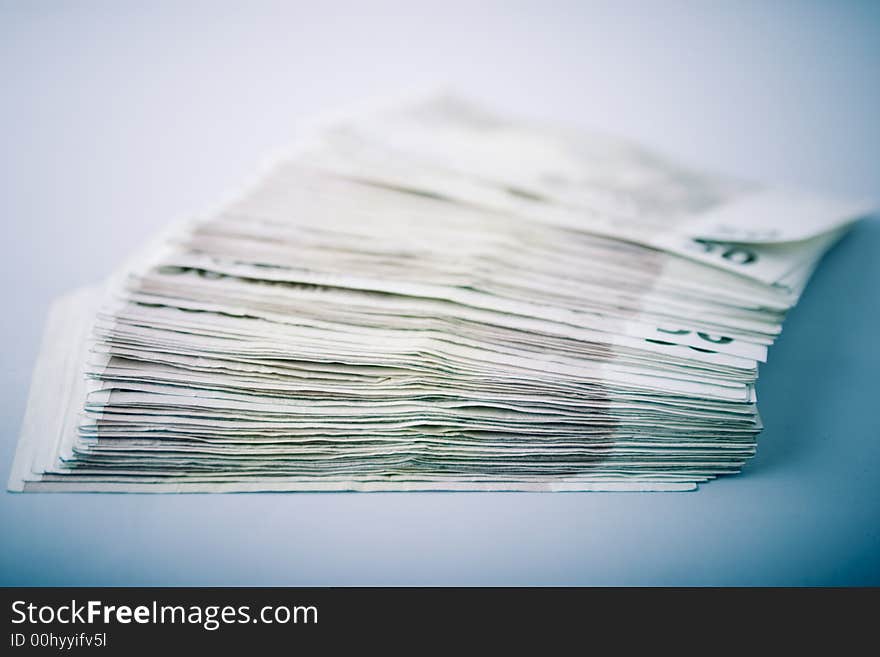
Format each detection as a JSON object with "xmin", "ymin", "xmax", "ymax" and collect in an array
[{"xmin": 744, "ymin": 216, "xmax": 880, "ymax": 476}]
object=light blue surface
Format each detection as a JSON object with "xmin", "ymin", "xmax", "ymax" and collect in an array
[{"xmin": 1, "ymin": 1, "xmax": 878, "ymax": 586}]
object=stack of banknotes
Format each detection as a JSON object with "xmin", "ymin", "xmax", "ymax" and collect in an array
[{"xmin": 9, "ymin": 93, "xmax": 872, "ymax": 492}]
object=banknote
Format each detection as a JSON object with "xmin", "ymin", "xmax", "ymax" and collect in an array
[{"xmin": 7, "ymin": 93, "xmax": 870, "ymax": 493}]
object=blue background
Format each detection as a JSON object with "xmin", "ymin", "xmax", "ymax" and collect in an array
[{"xmin": 1, "ymin": 1, "xmax": 878, "ymax": 585}]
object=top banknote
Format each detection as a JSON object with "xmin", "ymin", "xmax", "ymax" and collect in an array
[{"xmin": 298, "ymin": 92, "xmax": 873, "ymax": 287}]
